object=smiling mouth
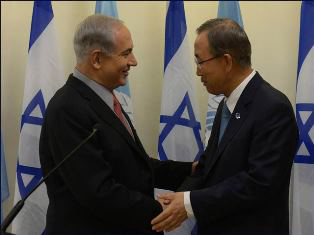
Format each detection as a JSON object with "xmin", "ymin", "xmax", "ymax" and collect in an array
[{"xmin": 123, "ymin": 70, "xmax": 129, "ymax": 77}]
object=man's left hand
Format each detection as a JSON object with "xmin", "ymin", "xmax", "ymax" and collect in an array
[
  {"xmin": 192, "ymin": 161, "xmax": 198, "ymax": 175},
  {"xmin": 151, "ymin": 192, "xmax": 187, "ymax": 232}
]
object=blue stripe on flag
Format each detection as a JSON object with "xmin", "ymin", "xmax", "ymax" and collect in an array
[
  {"xmin": 164, "ymin": 1, "xmax": 187, "ymax": 71},
  {"xmin": 294, "ymin": 1, "xmax": 314, "ymax": 164},
  {"xmin": 1, "ymin": 132, "xmax": 9, "ymax": 222},
  {"xmin": 297, "ymin": 1, "xmax": 314, "ymax": 78},
  {"xmin": 29, "ymin": 1, "xmax": 54, "ymax": 50}
]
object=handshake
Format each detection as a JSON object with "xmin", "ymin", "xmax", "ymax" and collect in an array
[
  {"xmin": 151, "ymin": 161, "xmax": 197, "ymax": 232},
  {"xmin": 151, "ymin": 191, "xmax": 187, "ymax": 232}
]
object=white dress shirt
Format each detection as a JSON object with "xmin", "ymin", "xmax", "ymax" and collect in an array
[{"xmin": 184, "ymin": 69, "xmax": 256, "ymax": 218}]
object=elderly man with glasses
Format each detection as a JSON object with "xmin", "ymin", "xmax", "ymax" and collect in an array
[{"xmin": 152, "ymin": 18, "xmax": 299, "ymax": 235}]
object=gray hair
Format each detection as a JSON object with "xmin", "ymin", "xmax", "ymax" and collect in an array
[
  {"xmin": 197, "ymin": 18, "xmax": 251, "ymax": 67},
  {"xmin": 74, "ymin": 14, "xmax": 123, "ymax": 63}
]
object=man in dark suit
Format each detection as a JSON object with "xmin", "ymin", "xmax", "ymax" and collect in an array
[
  {"xmin": 39, "ymin": 14, "xmax": 195, "ymax": 235},
  {"xmin": 151, "ymin": 18, "xmax": 299, "ymax": 235}
]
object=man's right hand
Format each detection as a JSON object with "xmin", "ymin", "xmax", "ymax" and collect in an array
[{"xmin": 157, "ymin": 195, "xmax": 171, "ymax": 210}]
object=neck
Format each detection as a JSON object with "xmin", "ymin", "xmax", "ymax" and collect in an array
[
  {"xmin": 224, "ymin": 66, "xmax": 253, "ymax": 97},
  {"xmin": 75, "ymin": 64, "xmax": 114, "ymax": 92}
]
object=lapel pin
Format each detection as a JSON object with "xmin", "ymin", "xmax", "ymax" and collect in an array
[{"xmin": 235, "ymin": 113, "xmax": 241, "ymax": 119}]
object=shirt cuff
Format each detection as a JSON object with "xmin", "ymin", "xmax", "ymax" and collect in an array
[{"xmin": 184, "ymin": 191, "xmax": 195, "ymax": 218}]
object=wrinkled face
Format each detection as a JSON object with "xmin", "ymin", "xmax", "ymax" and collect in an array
[
  {"xmin": 194, "ymin": 31, "xmax": 228, "ymax": 95},
  {"xmin": 99, "ymin": 25, "xmax": 137, "ymax": 91}
]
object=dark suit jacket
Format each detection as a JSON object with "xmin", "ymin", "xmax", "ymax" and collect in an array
[
  {"xmin": 39, "ymin": 74, "xmax": 192, "ymax": 235},
  {"xmin": 178, "ymin": 72, "xmax": 298, "ymax": 235}
]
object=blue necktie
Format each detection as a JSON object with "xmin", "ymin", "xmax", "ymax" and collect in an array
[{"xmin": 219, "ymin": 102, "xmax": 231, "ymax": 143}]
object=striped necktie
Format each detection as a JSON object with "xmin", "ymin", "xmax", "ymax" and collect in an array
[{"xmin": 113, "ymin": 95, "xmax": 134, "ymax": 138}]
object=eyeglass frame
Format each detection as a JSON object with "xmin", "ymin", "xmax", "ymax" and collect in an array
[{"xmin": 194, "ymin": 55, "xmax": 222, "ymax": 69}]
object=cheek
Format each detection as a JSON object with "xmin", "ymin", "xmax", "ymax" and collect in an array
[
  {"xmin": 118, "ymin": 63, "xmax": 127, "ymax": 74},
  {"xmin": 205, "ymin": 76, "xmax": 220, "ymax": 92},
  {"xmin": 204, "ymin": 73, "xmax": 214, "ymax": 85}
]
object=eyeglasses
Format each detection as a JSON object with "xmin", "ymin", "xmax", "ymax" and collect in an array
[{"xmin": 194, "ymin": 55, "xmax": 221, "ymax": 69}]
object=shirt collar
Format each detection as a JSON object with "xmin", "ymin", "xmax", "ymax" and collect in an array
[
  {"xmin": 73, "ymin": 68, "xmax": 115, "ymax": 111},
  {"xmin": 225, "ymin": 69, "xmax": 256, "ymax": 113}
]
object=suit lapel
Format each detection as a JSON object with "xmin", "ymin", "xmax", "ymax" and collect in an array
[
  {"xmin": 122, "ymin": 109, "xmax": 155, "ymax": 173},
  {"xmin": 211, "ymin": 101, "xmax": 223, "ymax": 148},
  {"xmin": 122, "ymin": 109, "xmax": 146, "ymax": 153},
  {"xmin": 205, "ymin": 73, "xmax": 264, "ymax": 176},
  {"xmin": 204, "ymin": 100, "xmax": 223, "ymax": 171},
  {"xmin": 215, "ymin": 101, "xmax": 249, "ymax": 158},
  {"xmin": 66, "ymin": 75, "xmax": 147, "ymax": 159}
]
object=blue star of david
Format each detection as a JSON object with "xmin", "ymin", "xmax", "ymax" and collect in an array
[
  {"xmin": 16, "ymin": 161, "xmax": 43, "ymax": 198},
  {"xmin": 17, "ymin": 89, "xmax": 46, "ymax": 198},
  {"xmin": 294, "ymin": 103, "xmax": 314, "ymax": 164},
  {"xmin": 158, "ymin": 92, "xmax": 204, "ymax": 161},
  {"xmin": 21, "ymin": 90, "xmax": 46, "ymax": 130}
]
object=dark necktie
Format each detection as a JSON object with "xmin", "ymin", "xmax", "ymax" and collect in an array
[
  {"xmin": 219, "ymin": 102, "xmax": 231, "ymax": 143},
  {"xmin": 113, "ymin": 95, "xmax": 134, "ymax": 138}
]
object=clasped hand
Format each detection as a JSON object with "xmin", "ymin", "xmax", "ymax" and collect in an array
[{"xmin": 151, "ymin": 192, "xmax": 187, "ymax": 232}]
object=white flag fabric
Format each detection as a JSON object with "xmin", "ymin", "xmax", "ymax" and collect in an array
[
  {"xmin": 157, "ymin": 1, "xmax": 204, "ymax": 235},
  {"xmin": 291, "ymin": 2, "xmax": 314, "ymax": 235},
  {"xmin": 204, "ymin": 1, "xmax": 243, "ymax": 145},
  {"xmin": 12, "ymin": 1, "xmax": 64, "ymax": 234}
]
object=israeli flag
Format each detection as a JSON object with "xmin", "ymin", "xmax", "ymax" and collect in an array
[
  {"xmin": 1, "ymin": 132, "xmax": 9, "ymax": 223},
  {"xmin": 96, "ymin": 1, "xmax": 134, "ymax": 122},
  {"xmin": 291, "ymin": 1, "xmax": 314, "ymax": 235},
  {"xmin": 204, "ymin": 1, "xmax": 243, "ymax": 146},
  {"xmin": 157, "ymin": 1, "xmax": 203, "ymax": 234},
  {"xmin": 12, "ymin": 1, "xmax": 64, "ymax": 234}
]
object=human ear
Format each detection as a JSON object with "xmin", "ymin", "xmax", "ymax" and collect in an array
[
  {"xmin": 223, "ymin": 54, "xmax": 233, "ymax": 72},
  {"xmin": 90, "ymin": 50, "xmax": 102, "ymax": 70}
]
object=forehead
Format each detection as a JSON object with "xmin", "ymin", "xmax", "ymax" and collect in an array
[
  {"xmin": 113, "ymin": 25, "xmax": 133, "ymax": 53},
  {"xmin": 194, "ymin": 31, "xmax": 210, "ymax": 56}
]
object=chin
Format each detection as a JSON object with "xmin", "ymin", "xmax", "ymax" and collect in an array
[
  {"xmin": 118, "ymin": 78, "xmax": 127, "ymax": 87},
  {"xmin": 207, "ymin": 88, "xmax": 221, "ymax": 96},
  {"xmin": 120, "ymin": 81, "xmax": 127, "ymax": 86},
  {"xmin": 206, "ymin": 87, "xmax": 215, "ymax": 94}
]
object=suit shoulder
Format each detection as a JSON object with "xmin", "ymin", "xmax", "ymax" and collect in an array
[
  {"xmin": 246, "ymin": 77, "xmax": 298, "ymax": 136},
  {"xmin": 45, "ymin": 82, "xmax": 90, "ymax": 118},
  {"xmin": 256, "ymin": 80, "xmax": 293, "ymax": 110}
]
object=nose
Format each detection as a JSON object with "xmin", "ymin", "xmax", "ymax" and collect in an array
[
  {"xmin": 128, "ymin": 52, "xmax": 137, "ymax": 67},
  {"xmin": 196, "ymin": 66, "xmax": 202, "ymax": 76}
]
